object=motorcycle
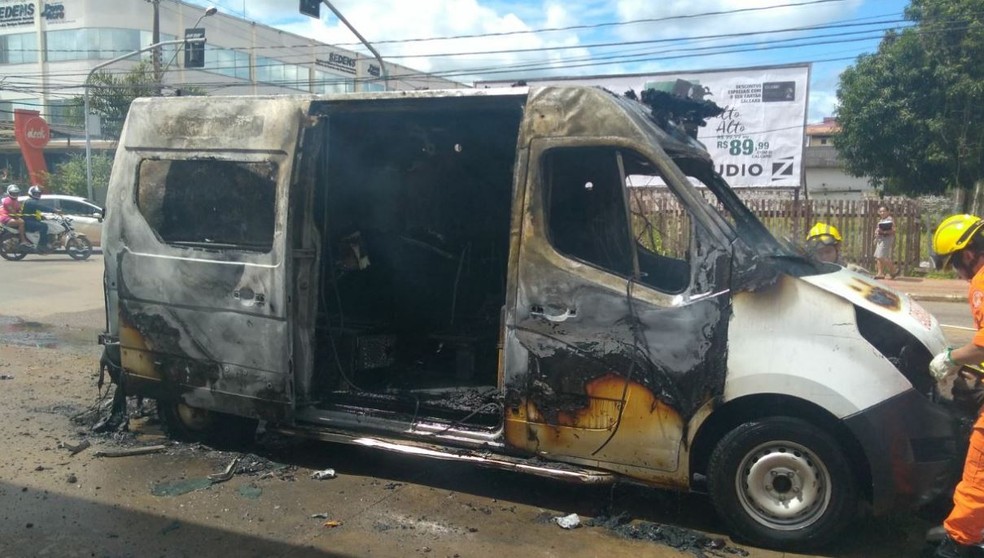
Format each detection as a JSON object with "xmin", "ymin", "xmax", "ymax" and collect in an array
[{"xmin": 0, "ymin": 213, "xmax": 93, "ymax": 261}]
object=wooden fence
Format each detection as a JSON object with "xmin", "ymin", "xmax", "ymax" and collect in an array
[{"xmin": 629, "ymin": 189, "xmax": 924, "ymax": 274}]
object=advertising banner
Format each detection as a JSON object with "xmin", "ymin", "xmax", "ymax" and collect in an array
[{"xmin": 477, "ymin": 64, "xmax": 810, "ymax": 188}]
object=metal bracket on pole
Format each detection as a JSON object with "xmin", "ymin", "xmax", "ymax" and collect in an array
[
  {"xmin": 320, "ymin": 1, "xmax": 388, "ymax": 91},
  {"xmin": 84, "ymin": 38, "xmax": 204, "ymax": 201}
]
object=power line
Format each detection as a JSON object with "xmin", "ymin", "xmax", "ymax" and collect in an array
[
  {"xmin": 318, "ymin": 0, "xmax": 855, "ymax": 47},
  {"xmin": 3, "ymin": 3, "xmax": 975, "ymax": 99},
  {"xmin": 0, "ymin": 15, "xmax": 922, "ymax": 83}
]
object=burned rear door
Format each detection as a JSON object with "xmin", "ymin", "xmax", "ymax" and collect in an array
[
  {"xmin": 503, "ymin": 141, "xmax": 733, "ymax": 479},
  {"xmin": 109, "ymin": 98, "xmax": 304, "ymax": 423}
]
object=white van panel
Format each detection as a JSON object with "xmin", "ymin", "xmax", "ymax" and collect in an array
[{"xmin": 725, "ymin": 275, "xmax": 913, "ymax": 418}]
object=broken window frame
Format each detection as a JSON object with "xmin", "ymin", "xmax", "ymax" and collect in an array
[
  {"xmin": 541, "ymin": 145, "xmax": 696, "ymax": 294},
  {"xmin": 134, "ymin": 158, "xmax": 281, "ymax": 253},
  {"xmin": 541, "ymin": 146, "xmax": 639, "ymax": 280}
]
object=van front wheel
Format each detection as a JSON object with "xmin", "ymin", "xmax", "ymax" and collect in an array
[
  {"xmin": 707, "ymin": 417, "xmax": 856, "ymax": 551},
  {"xmin": 158, "ymin": 401, "xmax": 257, "ymax": 447}
]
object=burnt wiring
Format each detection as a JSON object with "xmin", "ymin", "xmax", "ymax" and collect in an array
[
  {"xmin": 591, "ymin": 276, "xmax": 642, "ymax": 456},
  {"xmin": 419, "ymin": 397, "xmax": 504, "ymax": 437},
  {"xmin": 449, "ymin": 243, "xmax": 471, "ymax": 327},
  {"xmin": 72, "ymin": 379, "xmax": 114, "ymax": 424},
  {"xmin": 319, "ymin": 151, "xmax": 365, "ymax": 394}
]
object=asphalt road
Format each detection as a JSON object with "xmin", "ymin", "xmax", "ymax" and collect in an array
[
  {"xmin": 922, "ymin": 299, "xmax": 977, "ymax": 347},
  {"xmin": 0, "ymin": 255, "xmax": 966, "ymax": 557}
]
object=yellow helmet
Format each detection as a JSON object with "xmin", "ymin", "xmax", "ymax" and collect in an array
[
  {"xmin": 932, "ymin": 214, "xmax": 984, "ymax": 270},
  {"xmin": 807, "ymin": 222, "xmax": 842, "ymax": 245}
]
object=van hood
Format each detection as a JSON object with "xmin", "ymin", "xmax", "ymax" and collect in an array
[{"xmin": 800, "ymin": 267, "xmax": 947, "ymax": 353}]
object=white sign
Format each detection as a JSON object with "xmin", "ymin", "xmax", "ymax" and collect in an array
[
  {"xmin": 0, "ymin": 1, "xmax": 67, "ymax": 28},
  {"xmin": 477, "ymin": 64, "xmax": 810, "ymax": 188}
]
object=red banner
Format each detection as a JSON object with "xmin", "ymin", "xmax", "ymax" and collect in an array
[{"xmin": 13, "ymin": 109, "xmax": 50, "ymax": 186}]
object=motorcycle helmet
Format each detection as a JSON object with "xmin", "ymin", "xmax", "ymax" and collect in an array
[
  {"xmin": 5, "ymin": 184, "xmax": 19, "ymax": 196},
  {"xmin": 932, "ymin": 214, "xmax": 984, "ymax": 270},
  {"xmin": 28, "ymin": 185, "xmax": 42, "ymax": 199}
]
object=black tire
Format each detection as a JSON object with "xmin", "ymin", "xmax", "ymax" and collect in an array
[
  {"xmin": 65, "ymin": 236, "xmax": 92, "ymax": 260},
  {"xmin": 158, "ymin": 400, "xmax": 257, "ymax": 448},
  {"xmin": 0, "ymin": 233, "xmax": 27, "ymax": 261},
  {"xmin": 707, "ymin": 416, "xmax": 857, "ymax": 551}
]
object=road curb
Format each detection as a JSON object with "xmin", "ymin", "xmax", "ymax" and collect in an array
[{"xmin": 908, "ymin": 294, "xmax": 964, "ymax": 303}]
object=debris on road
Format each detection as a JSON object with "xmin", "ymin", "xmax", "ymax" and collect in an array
[
  {"xmin": 207, "ymin": 454, "xmax": 243, "ymax": 484},
  {"xmin": 587, "ymin": 514, "xmax": 749, "ymax": 557},
  {"xmin": 93, "ymin": 444, "xmax": 167, "ymax": 458},
  {"xmin": 58, "ymin": 439, "xmax": 90, "ymax": 456},
  {"xmin": 0, "ymin": 374, "xmax": 14, "ymax": 380},
  {"xmin": 554, "ymin": 513, "xmax": 581, "ymax": 529},
  {"xmin": 311, "ymin": 512, "xmax": 330, "ymax": 519},
  {"xmin": 151, "ymin": 478, "xmax": 213, "ymax": 497},
  {"xmin": 322, "ymin": 520, "xmax": 343, "ymax": 528},
  {"xmin": 310, "ymin": 468, "xmax": 336, "ymax": 480},
  {"xmin": 66, "ymin": 473, "xmax": 77, "ymax": 484}
]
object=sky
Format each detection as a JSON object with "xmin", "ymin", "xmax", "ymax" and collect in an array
[{"xmin": 184, "ymin": 0, "xmax": 913, "ymax": 123}]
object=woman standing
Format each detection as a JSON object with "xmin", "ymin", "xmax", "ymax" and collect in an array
[{"xmin": 874, "ymin": 205, "xmax": 898, "ymax": 279}]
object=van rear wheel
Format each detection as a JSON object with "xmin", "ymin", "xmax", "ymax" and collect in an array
[
  {"xmin": 707, "ymin": 416, "xmax": 856, "ymax": 551},
  {"xmin": 158, "ymin": 401, "xmax": 257, "ymax": 447}
]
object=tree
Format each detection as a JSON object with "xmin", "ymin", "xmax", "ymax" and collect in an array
[
  {"xmin": 46, "ymin": 152, "xmax": 113, "ymax": 199},
  {"xmin": 69, "ymin": 61, "xmax": 206, "ymax": 140},
  {"xmin": 835, "ymin": 0, "xmax": 984, "ymax": 200}
]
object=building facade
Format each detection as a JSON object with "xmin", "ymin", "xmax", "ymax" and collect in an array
[
  {"xmin": 804, "ymin": 117, "xmax": 874, "ymax": 199},
  {"xmin": 0, "ymin": 0, "xmax": 463, "ymax": 193},
  {"xmin": 0, "ymin": 0, "xmax": 461, "ymax": 122}
]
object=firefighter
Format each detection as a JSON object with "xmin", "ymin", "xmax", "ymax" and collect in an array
[
  {"xmin": 929, "ymin": 213, "xmax": 984, "ymax": 557},
  {"xmin": 806, "ymin": 221, "xmax": 842, "ymax": 264}
]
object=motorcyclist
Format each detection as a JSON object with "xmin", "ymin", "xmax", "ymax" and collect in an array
[
  {"xmin": 0, "ymin": 184, "xmax": 28, "ymax": 246},
  {"xmin": 21, "ymin": 186, "xmax": 56, "ymax": 251}
]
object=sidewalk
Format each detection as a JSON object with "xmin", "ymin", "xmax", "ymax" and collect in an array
[{"xmin": 881, "ymin": 276, "xmax": 966, "ymax": 303}]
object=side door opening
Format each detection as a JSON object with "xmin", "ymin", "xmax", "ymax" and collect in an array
[{"xmin": 304, "ymin": 96, "xmax": 525, "ymax": 432}]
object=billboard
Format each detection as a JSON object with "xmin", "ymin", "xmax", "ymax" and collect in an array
[{"xmin": 477, "ymin": 64, "xmax": 810, "ymax": 188}]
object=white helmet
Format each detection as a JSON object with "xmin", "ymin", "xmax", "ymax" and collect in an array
[
  {"xmin": 6, "ymin": 184, "xmax": 20, "ymax": 196},
  {"xmin": 28, "ymin": 185, "xmax": 42, "ymax": 199}
]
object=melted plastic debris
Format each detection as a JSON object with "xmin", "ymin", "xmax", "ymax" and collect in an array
[
  {"xmin": 311, "ymin": 468, "xmax": 337, "ymax": 480},
  {"xmin": 151, "ymin": 477, "xmax": 213, "ymax": 497},
  {"xmin": 554, "ymin": 513, "xmax": 581, "ymax": 529}
]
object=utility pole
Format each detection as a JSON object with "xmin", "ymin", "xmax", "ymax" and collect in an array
[{"xmin": 149, "ymin": 0, "xmax": 161, "ymax": 84}]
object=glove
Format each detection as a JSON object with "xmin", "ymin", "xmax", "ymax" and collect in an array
[
  {"xmin": 930, "ymin": 349, "xmax": 960, "ymax": 401},
  {"xmin": 930, "ymin": 349, "xmax": 960, "ymax": 381}
]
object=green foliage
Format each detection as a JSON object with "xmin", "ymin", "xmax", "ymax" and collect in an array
[
  {"xmin": 69, "ymin": 61, "xmax": 207, "ymax": 140},
  {"xmin": 70, "ymin": 61, "xmax": 157, "ymax": 140},
  {"xmin": 835, "ymin": 0, "xmax": 984, "ymax": 196},
  {"xmin": 47, "ymin": 152, "xmax": 113, "ymax": 199}
]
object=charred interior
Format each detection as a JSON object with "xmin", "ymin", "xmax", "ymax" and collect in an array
[{"xmin": 309, "ymin": 96, "xmax": 525, "ymax": 425}]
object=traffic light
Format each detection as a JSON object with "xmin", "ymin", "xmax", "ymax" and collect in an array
[
  {"xmin": 184, "ymin": 28, "xmax": 206, "ymax": 68},
  {"xmin": 300, "ymin": 0, "xmax": 320, "ymax": 18}
]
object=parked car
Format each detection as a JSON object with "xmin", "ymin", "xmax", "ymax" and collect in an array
[{"xmin": 18, "ymin": 194, "xmax": 104, "ymax": 246}]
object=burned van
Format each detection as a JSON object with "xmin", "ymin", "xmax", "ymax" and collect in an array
[{"xmin": 99, "ymin": 86, "xmax": 960, "ymax": 550}]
